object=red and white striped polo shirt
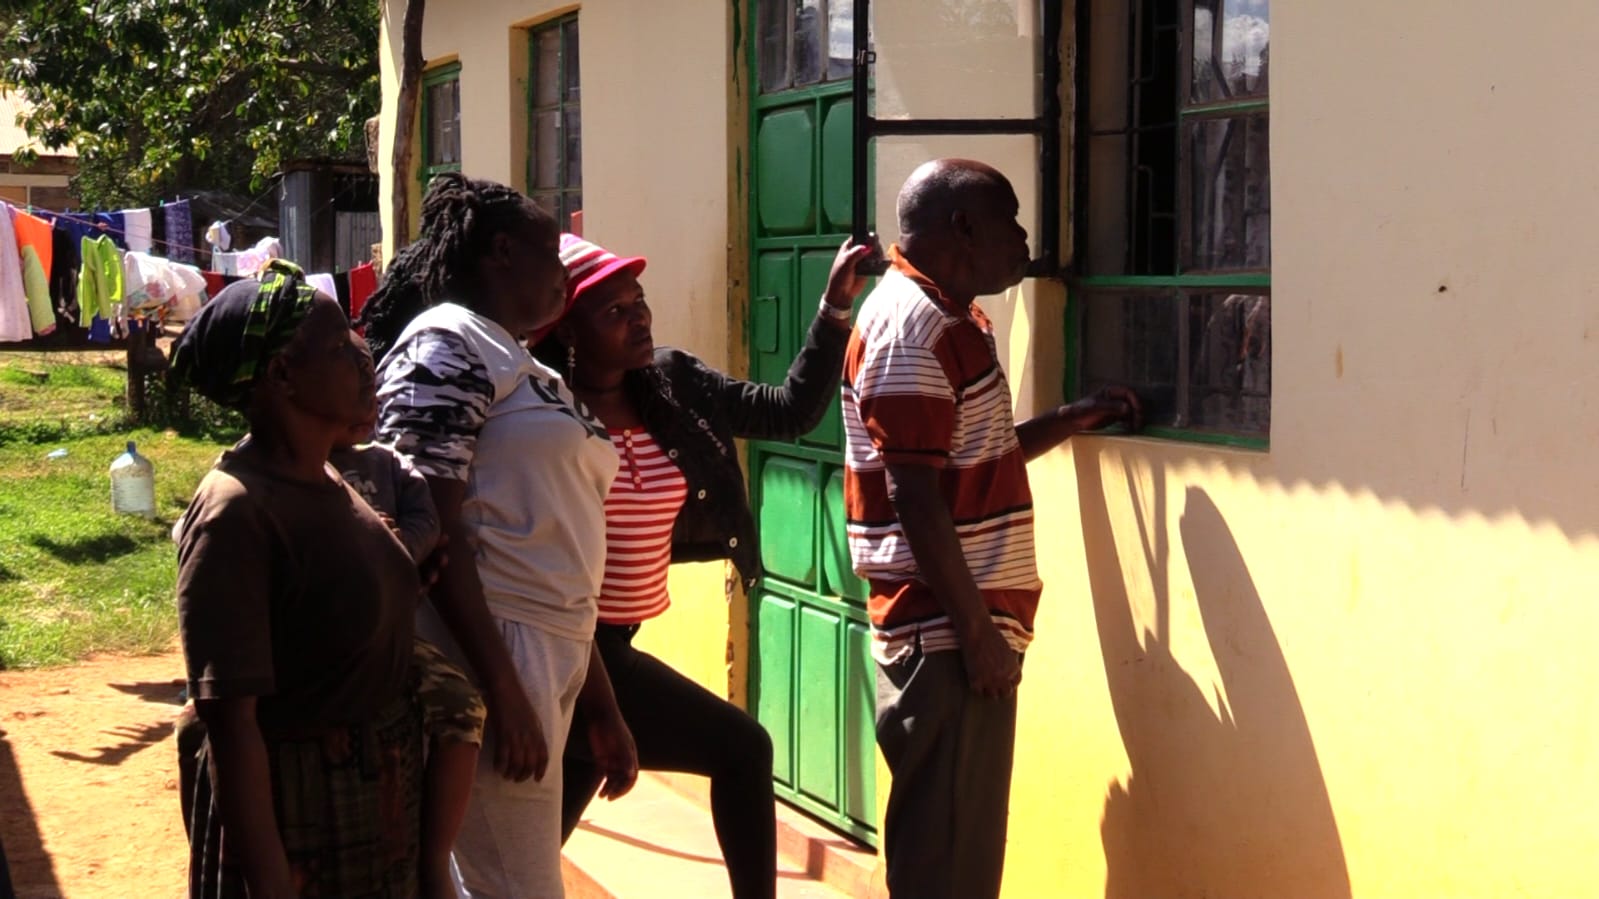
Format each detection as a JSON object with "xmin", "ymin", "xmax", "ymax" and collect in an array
[
  {"xmin": 842, "ymin": 246, "xmax": 1043, "ymax": 664},
  {"xmin": 597, "ymin": 428, "xmax": 687, "ymax": 625}
]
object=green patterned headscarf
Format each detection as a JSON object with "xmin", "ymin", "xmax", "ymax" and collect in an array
[{"xmin": 171, "ymin": 259, "xmax": 322, "ymax": 411}]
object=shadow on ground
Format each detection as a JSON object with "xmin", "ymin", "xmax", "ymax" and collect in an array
[
  {"xmin": 0, "ymin": 733, "xmax": 59, "ymax": 898},
  {"xmin": 27, "ymin": 533, "xmax": 141, "ymax": 565}
]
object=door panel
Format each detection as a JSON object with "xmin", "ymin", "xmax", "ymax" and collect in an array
[
  {"xmin": 755, "ymin": 109, "xmax": 816, "ymax": 235},
  {"xmin": 756, "ymin": 590, "xmax": 798, "ymax": 788},
  {"xmin": 746, "ymin": 0, "xmax": 876, "ymax": 847},
  {"xmin": 820, "ymin": 98, "xmax": 856, "ymax": 233},
  {"xmin": 798, "ymin": 248, "xmax": 842, "ymax": 448},
  {"xmin": 821, "ymin": 467, "xmax": 869, "ymax": 601},
  {"xmin": 758, "ymin": 455, "xmax": 819, "ymax": 585},
  {"xmin": 753, "ymin": 252, "xmax": 796, "ymax": 384},
  {"xmin": 797, "ymin": 605, "xmax": 842, "ymax": 802},
  {"xmin": 844, "ymin": 619, "xmax": 877, "ymax": 824}
]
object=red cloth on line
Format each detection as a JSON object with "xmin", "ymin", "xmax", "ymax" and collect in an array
[
  {"xmin": 348, "ymin": 262, "xmax": 377, "ymax": 330},
  {"xmin": 13, "ymin": 209, "xmax": 53, "ymax": 279},
  {"xmin": 201, "ymin": 271, "xmax": 227, "ymax": 299}
]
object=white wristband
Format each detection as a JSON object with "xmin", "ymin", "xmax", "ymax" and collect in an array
[{"xmin": 819, "ymin": 297, "xmax": 852, "ymax": 321}]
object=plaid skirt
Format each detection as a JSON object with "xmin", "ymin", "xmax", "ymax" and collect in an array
[{"xmin": 182, "ymin": 690, "xmax": 423, "ymax": 899}]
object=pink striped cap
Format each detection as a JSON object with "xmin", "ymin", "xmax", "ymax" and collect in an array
[
  {"xmin": 560, "ymin": 233, "xmax": 647, "ymax": 309},
  {"xmin": 531, "ymin": 233, "xmax": 648, "ymax": 344}
]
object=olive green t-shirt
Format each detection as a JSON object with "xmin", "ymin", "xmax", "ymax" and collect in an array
[{"xmin": 176, "ymin": 452, "xmax": 418, "ymax": 729}]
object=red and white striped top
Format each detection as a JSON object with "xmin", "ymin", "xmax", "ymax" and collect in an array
[{"xmin": 597, "ymin": 429, "xmax": 687, "ymax": 624}]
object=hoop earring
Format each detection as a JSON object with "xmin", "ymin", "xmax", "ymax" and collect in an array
[{"xmin": 566, "ymin": 344, "xmax": 576, "ymax": 384}]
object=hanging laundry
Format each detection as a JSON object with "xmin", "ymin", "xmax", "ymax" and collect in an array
[
  {"xmin": 148, "ymin": 204, "xmax": 166, "ymax": 254},
  {"xmin": 204, "ymin": 219, "xmax": 231, "ymax": 252},
  {"xmin": 50, "ymin": 216, "xmax": 87, "ymax": 328},
  {"xmin": 332, "ymin": 270, "xmax": 351, "ymax": 316},
  {"xmin": 11, "ymin": 206, "xmax": 55, "ymax": 335},
  {"xmin": 122, "ymin": 250, "xmax": 207, "ymax": 324},
  {"xmin": 12, "ymin": 207, "xmax": 52, "ymax": 279},
  {"xmin": 200, "ymin": 270, "xmax": 229, "ymax": 300},
  {"xmin": 348, "ymin": 261, "xmax": 377, "ymax": 326},
  {"xmin": 210, "ymin": 251, "xmax": 241, "ymax": 276},
  {"xmin": 122, "ymin": 208, "xmax": 153, "ymax": 252},
  {"xmin": 164, "ymin": 199, "xmax": 195, "ymax": 264},
  {"xmin": 79, "ymin": 233, "xmax": 123, "ymax": 342},
  {"xmin": 236, "ymin": 236, "xmax": 283, "ymax": 277},
  {"xmin": 94, "ymin": 211, "xmax": 126, "ymax": 249},
  {"xmin": 306, "ymin": 272, "xmax": 337, "ymax": 303},
  {"xmin": 0, "ymin": 207, "xmax": 30, "ymax": 342},
  {"xmin": 19, "ymin": 247, "xmax": 53, "ymax": 336},
  {"xmin": 54, "ymin": 212, "xmax": 98, "ymax": 247}
]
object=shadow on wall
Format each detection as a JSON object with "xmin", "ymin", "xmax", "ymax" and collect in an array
[{"xmin": 1077, "ymin": 457, "xmax": 1350, "ymax": 899}]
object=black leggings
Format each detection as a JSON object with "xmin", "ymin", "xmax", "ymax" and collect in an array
[{"xmin": 561, "ymin": 623, "xmax": 776, "ymax": 899}]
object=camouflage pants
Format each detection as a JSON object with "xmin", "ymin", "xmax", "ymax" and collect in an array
[{"xmin": 413, "ymin": 638, "xmax": 485, "ymax": 747}]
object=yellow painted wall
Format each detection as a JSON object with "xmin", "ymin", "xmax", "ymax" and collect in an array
[
  {"xmin": 382, "ymin": 1, "xmax": 1599, "ymax": 895},
  {"xmin": 378, "ymin": 0, "xmax": 742, "ymax": 701},
  {"xmin": 874, "ymin": 0, "xmax": 1599, "ymax": 896}
]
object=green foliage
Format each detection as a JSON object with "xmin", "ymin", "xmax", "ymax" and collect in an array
[{"xmin": 1, "ymin": 0, "xmax": 380, "ymax": 208}]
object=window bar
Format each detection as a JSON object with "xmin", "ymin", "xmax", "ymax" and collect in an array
[
  {"xmin": 783, "ymin": 0, "xmax": 796, "ymax": 92},
  {"xmin": 851, "ymin": 0, "xmax": 1062, "ymax": 277},
  {"xmin": 1177, "ymin": 0, "xmax": 1193, "ymax": 270},
  {"xmin": 1175, "ymin": 289, "xmax": 1191, "ymax": 427},
  {"xmin": 1126, "ymin": 0, "xmax": 1145, "ymax": 274},
  {"xmin": 555, "ymin": 26, "xmax": 565, "ymax": 213}
]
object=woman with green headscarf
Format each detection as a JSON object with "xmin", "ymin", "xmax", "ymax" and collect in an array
[{"xmin": 171, "ymin": 260, "xmax": 423, "ymax": 898}]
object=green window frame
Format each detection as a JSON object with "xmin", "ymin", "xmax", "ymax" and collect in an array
[
  {"xmin": 1071, "ymin": 0, "xmax": 1272, "ymax": 449},
  {"xmin": 527, "ymin": 14, "xmax": 581, "ymax": 229},
  {"xmin": 756, "ymin": 0, "xmax": 856, "ymax": 95},
  {"xmin": 420, "ymin": 62, "xmax": 462, "ymax": 185}
]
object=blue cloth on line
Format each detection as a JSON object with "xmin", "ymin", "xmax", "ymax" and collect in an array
[
  {"xmin": 94, "ymin": 211, "xmax": 126, "ymax": 249},
  {"xmin": 164, "ymin": 199, "xmax": 195, "ymax": 264}
]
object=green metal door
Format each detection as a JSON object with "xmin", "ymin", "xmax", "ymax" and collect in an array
[{"xmin": 746, "ymin": 0, "xmax": 876, "ymax": 845}]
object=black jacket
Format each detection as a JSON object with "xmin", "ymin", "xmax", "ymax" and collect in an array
[{"xmin": 625, "ymin": 313, "xmax": 848, "ymax": 589}]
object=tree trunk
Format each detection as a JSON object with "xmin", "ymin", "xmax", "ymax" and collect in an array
[{"xmin": 390, "ymin": 0, "xmax": 426, "ymax": 249}]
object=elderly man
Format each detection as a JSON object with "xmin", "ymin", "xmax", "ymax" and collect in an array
[{"xmin": 842, "ymin": 159, "xmax": 1141, "ymax": 898}]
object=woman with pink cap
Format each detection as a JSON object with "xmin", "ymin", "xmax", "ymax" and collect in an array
[{"xmin": 535, "ymin": 233, "xmax": 878, "ymax": 899}]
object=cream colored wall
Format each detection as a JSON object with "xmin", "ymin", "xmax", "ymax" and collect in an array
[
  {"xmin": 875, "ymin": 0, "xmax": 1599, "ymax": 896},
  {"xmin": 379, "ymin": 0, "xmax": 739, "ymax": 697},
  {"xmin": 380, "ymin": 0, "xmax": 730, "ymax": 365}
]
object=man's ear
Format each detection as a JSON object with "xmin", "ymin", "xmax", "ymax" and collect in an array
[{"xmin": 950, "ymin": 208, "xmax": 975, "ymax": 244}]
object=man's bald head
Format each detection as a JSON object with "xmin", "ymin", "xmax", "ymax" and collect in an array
[
  {"xmin": 896, "ymin": 159, "xmax": 1014, "ymax": 238},
  {"xmin": 893, "ymin": 159, "xmax": 1030, "ymax": 300}
]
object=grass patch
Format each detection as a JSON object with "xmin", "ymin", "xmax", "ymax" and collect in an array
[
  {"xmin": 0, "ymin": 355, "xmax": 239, "ymax": 669},
  {"xmin": 0, "ymin": 358, "xmax": 128, "ymax": 443}
]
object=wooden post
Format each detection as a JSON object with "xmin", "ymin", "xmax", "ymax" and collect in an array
[
  {"xmin": 126, "ymin": 327, "xmax": 148, "ymax": 423},
  {"xmin": 390, "ymin": 0, "xmax": 427, "ymax": 248}
]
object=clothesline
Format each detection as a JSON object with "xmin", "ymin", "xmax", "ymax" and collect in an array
[
  {"xmin": 49, "ymin": 210, "xmax": 211, "ymax": 260},
  {"xmin": 0, "ymin": 173, "xmax": 381, "ymax": 344},
  {"xmin": 47, "ymin": 178, "xmax": 368, "ymax": 261}
]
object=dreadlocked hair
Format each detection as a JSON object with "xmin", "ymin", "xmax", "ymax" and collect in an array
[{"xmin": 358, "ymin": 172, "xmax": 555, "ymax": 361}]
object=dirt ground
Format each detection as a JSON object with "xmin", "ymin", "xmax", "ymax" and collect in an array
[{"xmin": 0, "ymin": 652, "xmax": 188, "ymax": 899}]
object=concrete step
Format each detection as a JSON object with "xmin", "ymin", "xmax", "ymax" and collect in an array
[{"xmin": 561, "ymin": 773, "xmax": 881, "ymax": 898}]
